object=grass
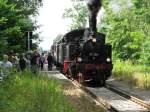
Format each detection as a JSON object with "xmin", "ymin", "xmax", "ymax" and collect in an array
[
  {"xmin": 0, "ymin": 71, "xmax": 76, "ymax": 112},
  {"xmin": 113, "ymin": 60, "xmax": 150, "ymax": 89}
]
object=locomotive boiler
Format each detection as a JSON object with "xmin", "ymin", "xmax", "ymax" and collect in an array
[{"xmin": 51, "ymin": 0, "xmax": 113, "ymax": 86}]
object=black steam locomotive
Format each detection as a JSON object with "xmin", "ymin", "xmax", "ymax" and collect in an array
[{"xmin": 51, "ymin": 0, "xmax": 113, "ymax": 86}]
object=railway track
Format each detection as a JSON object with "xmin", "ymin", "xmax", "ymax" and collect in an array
[
  {"xmin": 71, "ymin": 80, "xmax": 118, "ymax": 112},
  {"xmin": 106, "ymin": 83, "xmax": 150, "ymax": 110},
  {"xmin": 71, "ymin": 80, "xmax": 149, "ymax": 112}
]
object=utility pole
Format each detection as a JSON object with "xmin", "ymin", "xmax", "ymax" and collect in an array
[
  {"xmin": 26, "ymin": 31, "xmax": 32, "ymax": 52},
  {"xmin": 26, "ymin": 31, "xmax": 32, "ymax": 70},
  {"xmin": 28, "ymin": 31, "xmax": 30, "ymax": 52}
]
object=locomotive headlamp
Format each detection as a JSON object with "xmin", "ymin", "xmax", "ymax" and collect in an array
[
  {"xmin": 106, "ymin": 58, "xmax": 111, "ymax": 62},
  {"xmin": 92, "ymin": 38, "xmax": 96, "ymax": 43},
  {"xmin": 77, "ymin": 57, "xmax": 82, "ymax": 62}
]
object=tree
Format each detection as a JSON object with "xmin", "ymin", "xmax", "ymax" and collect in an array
[
  {"xmin": 63, "ymin": 0, "xmax": 88, "ymax": 30},
  {"xmin": 0, "ymin": 0, "xmax": 42, "ymax": 56},
  {"xmin": 100, "ymin": 0, "xmax": 150, "ymax": 64},
  {"xmin": 133, "ymin": 0, "xmax": 150, "ymax": 65}
]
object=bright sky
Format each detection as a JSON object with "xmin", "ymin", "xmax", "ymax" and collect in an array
[{"xmin": 37, "ymin": 0, "xmax": 72, "ymax": 50}]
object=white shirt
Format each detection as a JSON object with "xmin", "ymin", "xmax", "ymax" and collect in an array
[
  {"xmin": 1, "ymin": 61, "xmax": 13, "ymax": 68},
  {"xmin": 0, "ymin": 61, "xmax": 13, "ymax": 76}
]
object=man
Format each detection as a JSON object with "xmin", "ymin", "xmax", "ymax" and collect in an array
[
  {"xmin": 47, "ymin": 53, "xmax": 53, "ymax": 71},
  {"xmin": 0, "ymin": 55, "xmax": 13, "ymax": 79},
  {"xmin": 40, "ymin": 53, "xmax": 45, "ymax": 70},
  {"xmin": 30, "ymin": 50, "xmax": 40, "ymax": 74},
  {"xmin": 18, "ymin": 53, "xmax": 27, "ymax": 72}
]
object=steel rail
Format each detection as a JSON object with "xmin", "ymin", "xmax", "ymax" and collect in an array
[{"xmin": 106, "ymin": 83, "xmax": 150, "ymax": 110}]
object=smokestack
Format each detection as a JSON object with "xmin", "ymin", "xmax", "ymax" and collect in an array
[{"xmin": 87, "ymin": 0, "xmax": 102, "ymax": 34}]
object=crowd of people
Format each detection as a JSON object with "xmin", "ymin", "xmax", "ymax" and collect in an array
[{"xmin": 0, "ymin": 50, "xmax": 53, "ymax": 79}]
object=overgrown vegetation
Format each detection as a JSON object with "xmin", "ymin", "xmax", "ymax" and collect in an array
[
  {"xmin": 113, "ymin": 60, "xmax": 150, "ymax": 89},
  {"xmin": 0, "ymin": 71, "xmax": 76, "ymax": 112}
]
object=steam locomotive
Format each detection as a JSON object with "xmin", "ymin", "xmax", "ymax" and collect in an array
[{"xmin": 51, "ymin": 0, "xmax": 113, "ymax": 86}]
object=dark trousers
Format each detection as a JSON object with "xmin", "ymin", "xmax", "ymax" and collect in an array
[
  {"xmin": 40, "ymin": 62, "xmax": 44, "ymax": 70},
  {"xmin": 48, "ymin": 63, "xmax": 52, "ymax": 71}
]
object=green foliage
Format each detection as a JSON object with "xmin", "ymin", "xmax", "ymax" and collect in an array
[
  {"xmin": 0, "ymin": 0, "xmax": 42, "ymax": 55},
  {"xmin": 101, "ymin": 0, "xmax": 150, "ymax": 64},
  {"xmin": 0, "ymin": 71, "xmax": 76, "ymax": 112}
]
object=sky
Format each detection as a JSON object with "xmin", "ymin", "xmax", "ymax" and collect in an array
[{"xmin": 37, "ymin": 0, "xmax": 72, "ymax": 50}]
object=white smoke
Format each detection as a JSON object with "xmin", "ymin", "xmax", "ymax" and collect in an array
[{"xmin": 126, "ymin": 0, "xmax": 134, "ymax": 8}]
